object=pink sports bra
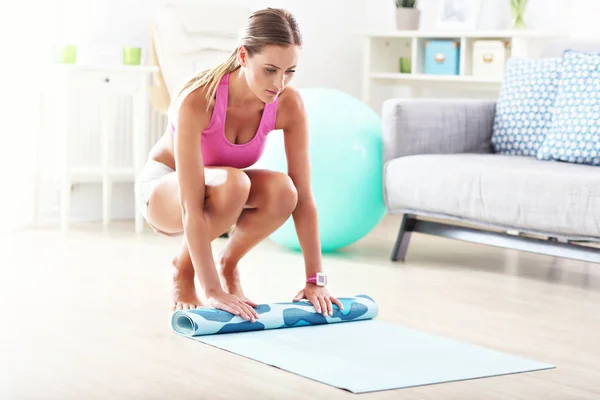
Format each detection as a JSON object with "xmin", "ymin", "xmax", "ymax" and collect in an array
[{"xmin": 168, "ymin": 72, "xmax": 278, "ymax": 169}]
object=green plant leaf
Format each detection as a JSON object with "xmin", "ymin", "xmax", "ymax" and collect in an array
[{"xmin": 396, "ymin": 0, "xmax": 416, "ymax": 7}]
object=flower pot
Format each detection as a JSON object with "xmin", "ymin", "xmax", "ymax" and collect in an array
[{"xmin": 395, "ymin": 8, "xmax": 420, "ymax": 30}]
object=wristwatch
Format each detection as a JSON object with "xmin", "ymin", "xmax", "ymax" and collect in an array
[{"xmin": 306, "ymin": 272, "xmax": 327, "ymax": 286}]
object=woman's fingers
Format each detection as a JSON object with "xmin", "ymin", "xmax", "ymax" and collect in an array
[
  {"xmin": 237, "ymin": 300, "xmax": 258, "ymax": 321},
  {"xmin": 224, "ymin": 304, "xmax": 241, "ymax": 317},
  {"xmin": 244, "ymin": 297, "xmax": 259, "ymax": 308},
  {"xmin": 309, "ymin": 295, "xmax": 321, "ymax": 313},
  {"xmin": 319, "ymin": 297, "xmax": 328, "ymax": 316},
  {"xmin": 325, "ymin": 297, "xmax": 333, "ymax": 316},
  {"xmin": 331, "ymin": 296, "xmax": 344, "ymax": 311},
  {"xmin": 243, "ymin": 300, "xmax": 259, "ymax": 319},
  {"xmin": 313, "ymin": 296, "xmax": 327, "ymax": 316},
  {"xmin": 293, "ymin": 290, "xmax": 305, "ymax": 302}
]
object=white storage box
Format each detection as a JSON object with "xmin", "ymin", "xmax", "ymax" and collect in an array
[{"xmin": 472, "ymin": 40, "xmax": 511, "ymax": 80}]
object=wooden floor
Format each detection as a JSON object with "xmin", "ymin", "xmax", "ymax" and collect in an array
[{"xmin": 1, "ymin": 215, "xmax": 599, "ymax": 399}]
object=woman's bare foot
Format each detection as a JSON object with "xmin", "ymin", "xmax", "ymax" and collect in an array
[
  {"xmin": 172, "ymin": 258, "xmax": 203, "ymax": 310},
  {"xmin": 218, "ymin": 255, "xmax": 258, "ymax": 307}
]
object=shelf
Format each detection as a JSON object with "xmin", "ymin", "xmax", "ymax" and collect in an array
[
  {"xmin": 49, "ymin": 63, "xmax": 160, "ymax": 74},
  {"xmin": 366, "ymin": 30, "xmax": 565, "ymax": 39},
  {"xmin": 369, "ymin": 72, "xmax": 502, "ymax": 84},
  {"xmin": 362, "ymin": 29, "xmax": 565, "ymax": 110},
  {"xmin": 70, "ymin": 166, "xmax": 135, "ymax": 182}
]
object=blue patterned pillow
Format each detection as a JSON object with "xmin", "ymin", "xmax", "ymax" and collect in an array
[
  {"xmin": 536, "ymin": 50, "xmax": 600, "ymax": 166},
  {"xmin": 492, "ymin": 57, "xmax": 561, "ymax": 156}
]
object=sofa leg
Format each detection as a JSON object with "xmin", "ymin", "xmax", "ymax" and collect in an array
[
  {"xmin": 391, "ymin": 214, "xmax": 417, "ymax": 262},
  {"xmin": 403, "ymin": 219, "xmax": 600, "ymax": 264}
]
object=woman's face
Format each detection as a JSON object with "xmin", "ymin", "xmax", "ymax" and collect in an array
[{"xmin": 240, "ymin": 44, "xmax": 300, "ymax": 104}]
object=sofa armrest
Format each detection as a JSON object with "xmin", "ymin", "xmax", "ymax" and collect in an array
[{"xmin": 382, "ymin": 98, "xmax": 497, "ymax": 163}]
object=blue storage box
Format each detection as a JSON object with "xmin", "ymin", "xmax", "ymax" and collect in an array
[{"xmin": 424, "ymin": 40, "xmax": 461, "ymax": 75}]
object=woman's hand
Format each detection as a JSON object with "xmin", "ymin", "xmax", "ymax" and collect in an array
[
  {"xmin": 205, "ymin": 289, "xmax": 259, "ymax": 322},
  {"xmin": 293, "ymin": 284, "xmax": 344, "ymax": 316}
]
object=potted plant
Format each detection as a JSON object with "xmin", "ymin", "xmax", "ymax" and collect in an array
[
  {"xmin": 510, "ymin": 0, "xmax": 528, "ymax": 29},
  {"xmin": 395, "ymin": 0, "xmax": 420, "ymax": 31}
]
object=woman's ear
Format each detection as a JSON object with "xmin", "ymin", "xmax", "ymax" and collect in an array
[{"xmin": 237, "ymin": 45, "xmax": 248, "ymax": 67}]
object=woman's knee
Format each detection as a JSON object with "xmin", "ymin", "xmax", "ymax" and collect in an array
[
  {"xmin": 145, "ymin": 173, "xmax": 184, "ymax": 234},
  {"xmin": 270, "ymin": 174, "xmax": 298, "ymax": 216},
  {"xmin": 225, "ymin": 168, "xmax": 251, "ymax": 206},
  {"xmin": 207, "ymin": 167, "xmax": 251, "ymax": 211}
]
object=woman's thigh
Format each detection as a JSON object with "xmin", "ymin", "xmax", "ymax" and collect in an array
[
  {"xmin": 145, "ymin": 171, "xmax": 183, "ymax": 235},
  {"xmin": 146, "ymin": 166, "xmax": 249, "ymax": 235},
  {"xmin": 243, "ymin": 169, "xmax": 298, "ymax": 211}
]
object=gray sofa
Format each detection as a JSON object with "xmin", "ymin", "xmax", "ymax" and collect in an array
[{"xmin": 381, "ymin": 40, "xmax": 600, "ymax": 264}]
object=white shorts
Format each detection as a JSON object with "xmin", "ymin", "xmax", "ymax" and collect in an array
[
  {"xmin": 134, "ymin": 160, "xmax": 228, "ymax": 234},
  {"xmin": 134, "ymin": 160, "xmax": 175, "ymax": 224}
]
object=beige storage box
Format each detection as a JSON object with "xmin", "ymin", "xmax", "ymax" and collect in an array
[{"xmin": 472, "ymin": 40, "xmax": 511, "ymax": 80}]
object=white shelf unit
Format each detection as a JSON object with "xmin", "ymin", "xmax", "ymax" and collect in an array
[
  {"xmin": 38, "ymin": 63, "xmax": 159, "ymax": 233},
  {"xmin": 362, "ymin": 30, "xmax": 564, "ymax": 108}
]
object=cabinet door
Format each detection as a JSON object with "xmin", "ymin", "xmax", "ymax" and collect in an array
[{"xmin": 72, "ymin": 70, "xmax": 141, "ymax": 96}]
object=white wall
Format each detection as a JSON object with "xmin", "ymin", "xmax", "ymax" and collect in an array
[
  {"xmin": 364, "ymin": 0, "xmax": 571, "ymax": 33},
  {"xmin": 15, "ymin": 0, "xmax": 600, "ymax": 226},
  {"xmin": 35, "ymin": 0, "xmax": 369, "ymax": 225},
  {"xmin": 0, "ymin": 1, "xmax": 59, "ymax": 229},
  {"xmin": 55, "ymin": 0, "xmax": 366, "ymax": 98},
  {"xmin": 569, "ymin": 0, "xmax": 600, "ymax": 36}
]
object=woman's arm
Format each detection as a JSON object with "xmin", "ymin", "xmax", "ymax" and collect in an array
[
  {"xmin": 174, "ymin": 92, "xmax": 258, "ymax": 321},
  {"xmin": 174, "ymin": 94, "xmax": 222, "ymax": 293},
  {"xmin": 281, "ymin": 89, "xmax": 343, "ymax": 316},
  {"xmin": 281, "ymin": 90, "xmax": 322, "ymax": 277}
]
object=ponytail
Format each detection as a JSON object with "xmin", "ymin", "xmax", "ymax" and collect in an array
[{"xmin": 170, "ymin": 48, "xmax": 240, "ymax": 112}]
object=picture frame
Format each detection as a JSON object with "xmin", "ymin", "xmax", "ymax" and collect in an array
[{"xmin": 434, "ymin": 0, "xmax": 483, "ymax": 31}]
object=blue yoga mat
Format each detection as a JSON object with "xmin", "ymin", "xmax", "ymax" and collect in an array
[
  {"xmin": 171, "ymin": 294, "xmax": 378, "ymax": 336},
  {"xmin": 171, "ymin": 295, "xmax": 555, "ymax": 393}
]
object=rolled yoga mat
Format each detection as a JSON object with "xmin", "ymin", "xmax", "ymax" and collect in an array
[
  {"xmin": 171, "ymin": 294, "xmax": 377, "ymax": 336},
  {"xmin": 171, "ymin": 294, "xmax": 555, "ymax": 393}
]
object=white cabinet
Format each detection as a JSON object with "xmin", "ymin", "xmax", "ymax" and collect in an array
[{"xmin": 41, "ymin": 64, "xmax": 159, "ymax": 233}]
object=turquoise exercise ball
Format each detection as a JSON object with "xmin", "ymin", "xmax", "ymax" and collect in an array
[{"xmin": 257, "ymin": 88, "xmax": 386, "ymax": 252}]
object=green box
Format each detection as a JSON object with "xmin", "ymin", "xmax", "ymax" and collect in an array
[
  {"xmin": 57, "ymin": 45, "xmax": 77, "ymax": 64},
  {"xmin": 122, "ymin": 47, "xmax": 142, "ymax": 65},
  {"xmin": 399, "ymin": 57, "xmax": 411, "ymax": 73}
]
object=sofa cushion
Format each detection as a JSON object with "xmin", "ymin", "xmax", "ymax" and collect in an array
[
  {"xmin": 384, "ymin": 154, "xmax": 600, "ymax": 239},
  {"xmin": 537, "ymin": 50, "xmax": 600, "ymax": 166},
  {"xmin": 491, "ymin": 57, "xmax": 561, "ymax": 157}
]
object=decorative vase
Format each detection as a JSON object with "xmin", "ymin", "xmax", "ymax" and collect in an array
[
  {"xmin": 511, "ymin": 14, "xmax": 526, "ymax": 29},
  {"xmin": 395, "ymin": 8, "xmax": 421, "ymax": 30},
  {"xmin": 510, "ymin": 0, "xmax": 528, "ymax": 29}
]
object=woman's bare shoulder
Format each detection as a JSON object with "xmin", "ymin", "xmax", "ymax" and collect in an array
[
  {"xmin": 179, "ymin": 85, "xmax": 213, "ymax": 113},
  {"xmin": 274, "ymin": 85, "xmax": 306, "ymax": 130},
  {"xmin": 172, "ymin": 84, "xmax": 216, "ymax": 127}
]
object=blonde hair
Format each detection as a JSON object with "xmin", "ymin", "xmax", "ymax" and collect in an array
[{"xmin": 170, "ymin": 7, "xmax": 302, "ymax": 112}]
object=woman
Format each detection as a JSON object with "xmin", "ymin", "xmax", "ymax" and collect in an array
[{"xmin": 135, "ymin": 8, "xmax": 343, "ymax": 322}]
